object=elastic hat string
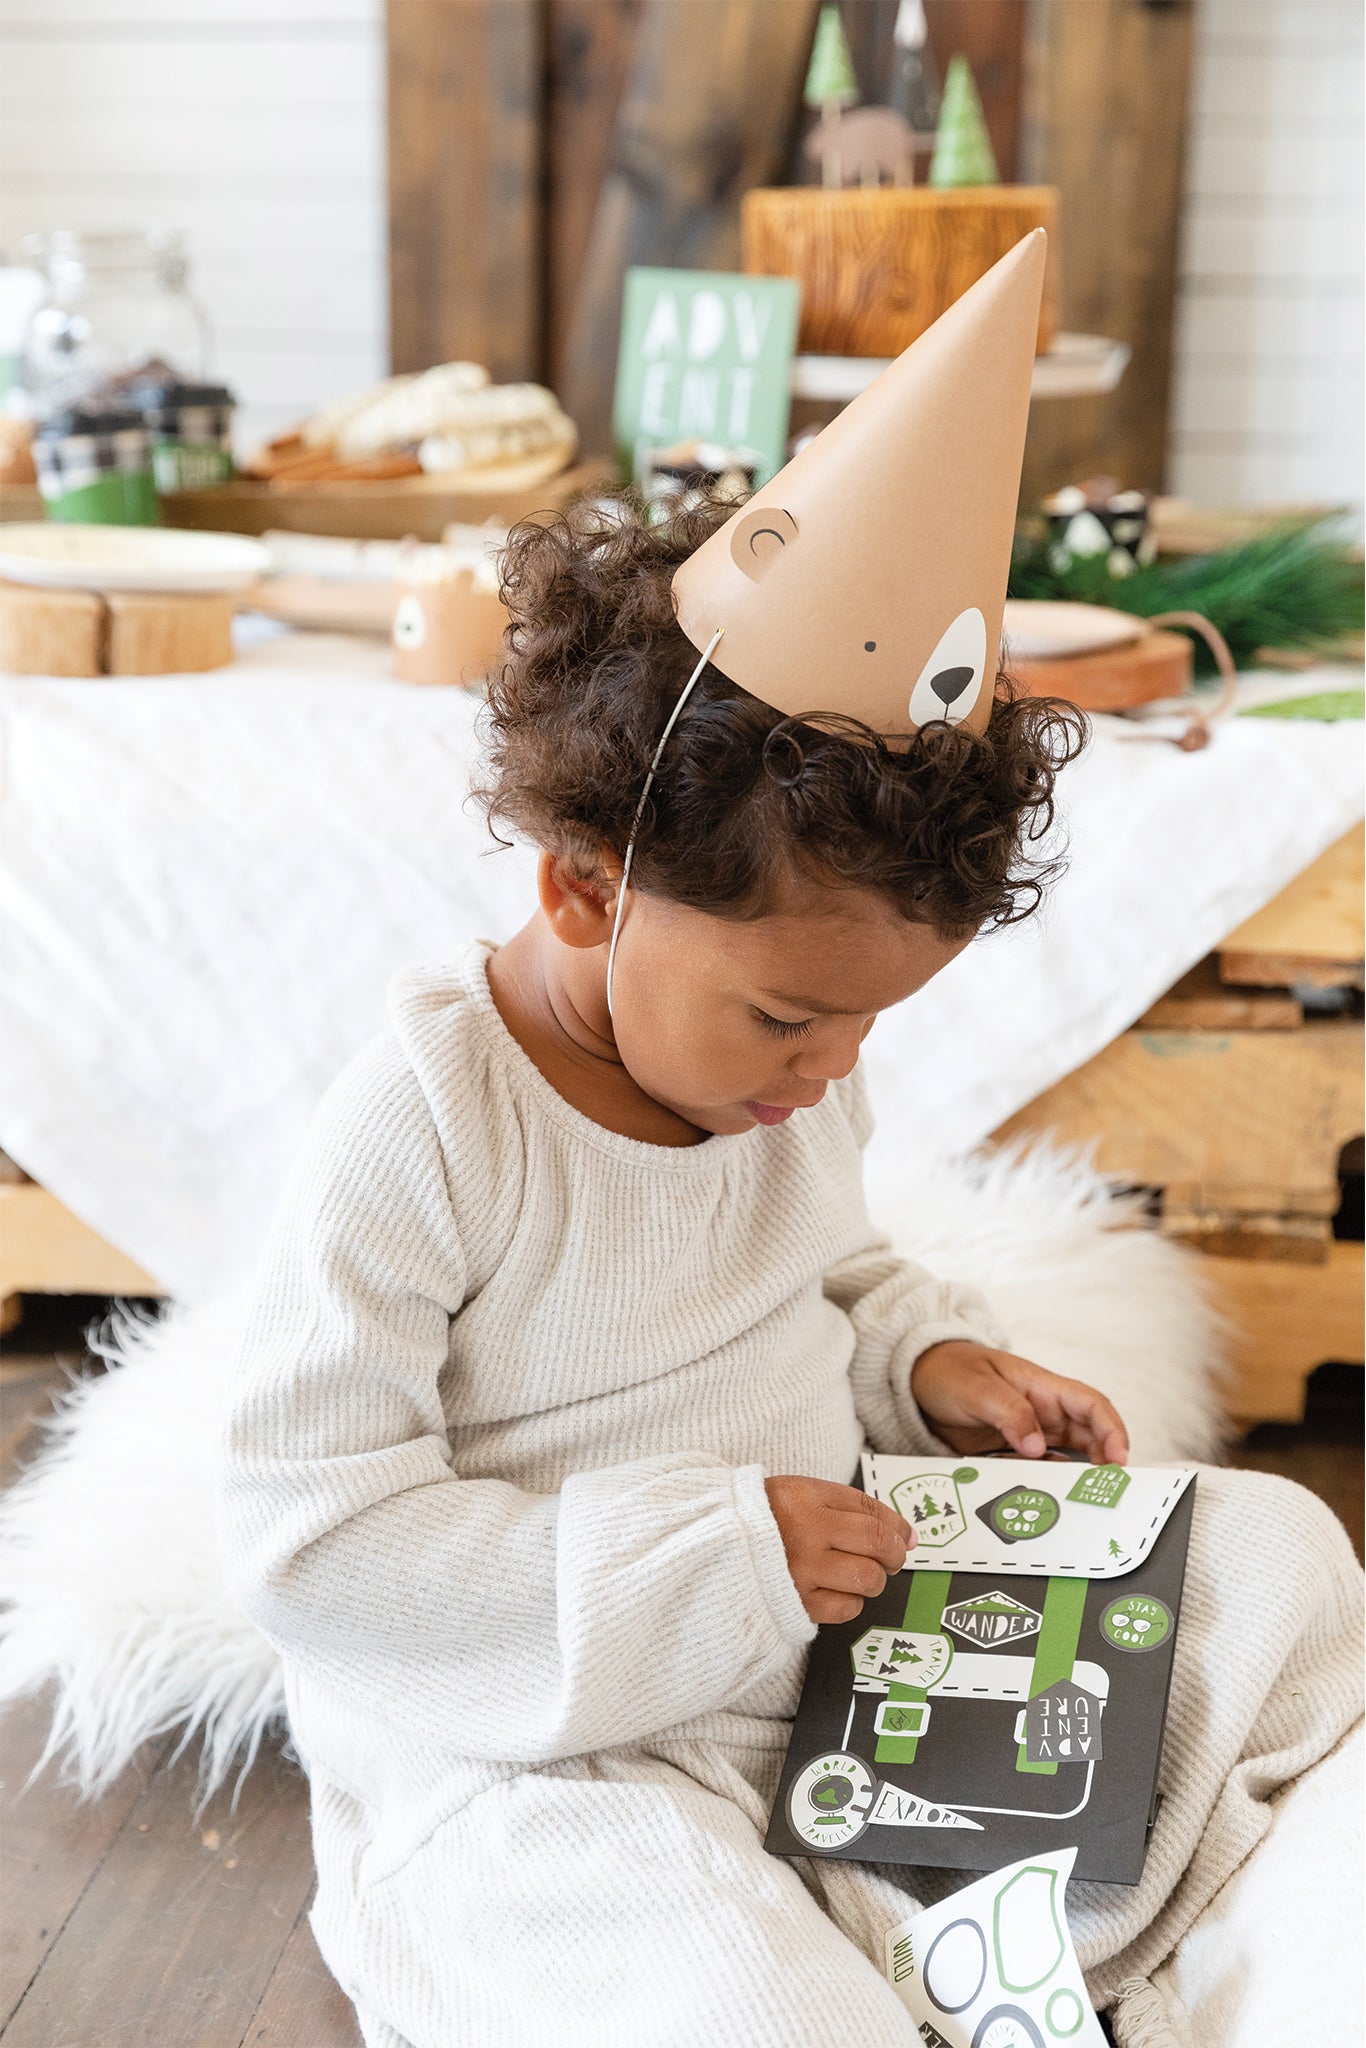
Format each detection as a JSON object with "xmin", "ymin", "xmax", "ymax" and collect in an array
[{"xmin": 605, "ymin": 626, "xmax": 725, "ymax": 1022}]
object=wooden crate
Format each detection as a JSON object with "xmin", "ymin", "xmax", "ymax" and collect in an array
[{"xmin": 994, "ymin": 825, "xmax": 1365, "ymax": 1426}]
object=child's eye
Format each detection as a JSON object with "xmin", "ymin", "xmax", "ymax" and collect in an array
[{"xmin": 755, "ymin": 1010, "xmax": 814, "ymax": 1040}]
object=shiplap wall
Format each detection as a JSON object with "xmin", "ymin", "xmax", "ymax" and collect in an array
[
  {"xmin": 1169, "ymin": 0, "xmax": 1364, "ymax": 515},
  {"xmin": 0, "ymin": 0, "xmax": 387, "ymax": 454}
]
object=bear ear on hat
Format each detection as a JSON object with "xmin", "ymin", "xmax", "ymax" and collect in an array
[{"xmin": 729, "ymin": 505, "xmax": 798, "ymax": 582}]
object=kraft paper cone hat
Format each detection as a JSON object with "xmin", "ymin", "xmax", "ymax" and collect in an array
[{"xmin": 671, "ymin": 228, "xmax": 1047, "ymax": 740}]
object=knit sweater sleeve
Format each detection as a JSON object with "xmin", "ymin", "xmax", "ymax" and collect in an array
[
  {"xmin": 215, "ymin": 1035, "xmax": 813, "ymax": 1766},
  {"xmin": 824, "ymin": 1068, "xmax": 1013, "ymax": 1459}
]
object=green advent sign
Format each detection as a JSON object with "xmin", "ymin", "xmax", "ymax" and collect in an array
[{"xmin": 613, "ymin": 268, "xmax": 801, "ymax": 485}]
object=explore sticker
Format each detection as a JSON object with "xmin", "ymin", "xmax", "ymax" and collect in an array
[{"xmin": 1100, "ymin": 1594, "xmax": 1173, "ymax": 1653}]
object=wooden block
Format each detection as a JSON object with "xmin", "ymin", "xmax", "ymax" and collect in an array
[
  {"xmin": 0, "ymin": 1184, "xmax": 162, "ymax": 1299},
  {"xmin": 104, "ymin": 590, "xmax": 235, "ymax": 675},
  {"xmin": 0, "ymin": 581, "xmax": 103, "ymax": 676},
  {"xmin": 993, "ymin": 1017, "xmax": 1363, "ymax": 1222},
  {"xmin": 1160, "ymin": 1209, "xmax": 1332, "ymax": 1264},
  {"xmin": 1137, "ymin": 956, "xmax": 1303, "ymax": 1032},
  {"xmin": 1202, "ymin": 1241, "xmax": 1364, "ymax": 1426},
  {"xmin": 1007, "ymin": 628, "xmax": 1193, "ymax": 712},
  {"xmin": 1217, "ymin": 825, "xmax": 1365, "ymax": 989},
  {"xmin": 741, "ymin": 184, "xmax": 1059, "ymax": 359}
]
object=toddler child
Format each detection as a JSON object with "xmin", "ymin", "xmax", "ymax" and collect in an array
[
  {"xmin": 218, "ymin": 498, "xmax": 1358, "ymax": 2048},
  {"xmin": 219, "ymin": 240, "xmax": 1360, "ymax": 2045}
]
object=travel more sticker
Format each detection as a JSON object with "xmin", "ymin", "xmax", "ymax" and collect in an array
[
  {"xmin": 941, "ymin": 1590, "xmax": 1041, "ymax": 1647},
  {"xmin": 1100, "ymin": 1594, "xmax": 1173, "ymax": 1654},
  {"xmin": 888, "ymin": 1466, "xmax": 977, "ymax": 1548},
  {"xmin": 852, "ymin": 1627, "xmax": 954, "ymax": 1691},
  {"xmin": 976, "ymin": 1486, "xmax": 1060, "ymax": 1545},
  {"xmin": 1067, "ymin": 1465, "xmax": 1131, "ymax": 1510}
]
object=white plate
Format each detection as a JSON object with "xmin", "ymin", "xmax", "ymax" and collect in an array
[
  {"xmin": 1002, "ymin": 600, "xmax": 1146, "ymax": 662},
  {"xmin": 0, "ymin": 523, "xmax": 272, "ymax": 593}
]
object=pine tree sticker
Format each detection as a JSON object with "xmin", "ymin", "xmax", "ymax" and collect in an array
[
  {"xmin": 928, "ymin": 53, "xmax": 999, "ymax": 189},
  {"xmin": 805, "ymin": 4, "xmax": 860, "ymax": 189}
]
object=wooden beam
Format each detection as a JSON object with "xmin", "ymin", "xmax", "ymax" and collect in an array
[
  {"xmin": 558, "ymin": 0, "xmax": 820, "ymax": 454},
  {"xmin": 1019, "ymin": 0, "xmax": 1194, "ymax": 500},
  {"xmin": 387, "ymin": 0, "xmax": 544, "ymax": 382},
  {"xmin": 545, "ymin": 0, "xmax": 642, "ymax": 393},
  {"xmin": 0, "ymin": 1185, "xmax": 162, "ymax": 1300}
]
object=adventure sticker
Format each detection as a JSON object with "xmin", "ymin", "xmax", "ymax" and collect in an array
[
  {"xmin": 1024, "ymin": 1685, "xmax": 1104, "ymax": 1764},
  {"xmin": 976, "ymin": 1486, "xmax": 1060, "ymax": 1545},
  {"xmin": 1067, "ymin": 1465, "xmax": 1131, "ymax": 1510},
  {"xmin": 1100, "ymin": 1594, "xmax": 1173, "ymax": 1654}
]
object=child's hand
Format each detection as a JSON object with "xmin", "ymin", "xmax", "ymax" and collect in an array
[
  {"xmin": 765, "ymin": 1476, "xmax": 914, "ymax": 1625},
  {"xmin": 911, "ymin": 1341, "xmax": 1129, "ymax": 1466}
]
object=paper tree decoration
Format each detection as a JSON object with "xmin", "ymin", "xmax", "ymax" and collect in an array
[
  {"xmin": 805, "ymin": 4, "xmax": 860, "ymax": 189},
  {"xmin": 928, "ymin": 53, "xmax": 999, "ymax": 189}
]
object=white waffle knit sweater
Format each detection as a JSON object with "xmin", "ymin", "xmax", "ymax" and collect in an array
[
  {"xmin": 217, "ymin": 941, "xmax": 1364, "ymax": 2048},
  {"xmin": 218, "ymin": 942, "xmax": 1000, "ymax": 1841}
]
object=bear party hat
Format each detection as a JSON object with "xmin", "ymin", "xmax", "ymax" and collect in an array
[{"xmin": 671, "ymin": 228, "xmax": 1047, "ymax": 740}]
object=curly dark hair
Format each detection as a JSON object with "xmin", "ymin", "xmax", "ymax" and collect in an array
[{"xmin": 477, "ymin": 492, "xmax": 1086, "ymax": 934}]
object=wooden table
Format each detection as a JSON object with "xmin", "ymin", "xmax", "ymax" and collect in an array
[{"xmin": 994, "ymin": 826, "xmax": 1364, "ymax": 1426}]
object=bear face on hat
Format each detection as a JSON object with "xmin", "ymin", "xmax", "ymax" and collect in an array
[{"xmin": 671, "ymin": 229, "xmax": 1047, "ymax": 743}]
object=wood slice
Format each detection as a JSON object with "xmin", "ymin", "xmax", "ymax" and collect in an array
[
  {"xmin": 105, "ymin": 590, "xmax": 235, "ymax": 674},
  {"xmin": 741, "ymin": 185, "xmax": 1058, "ymax": 359},
  {"xmin": 0, "ymin": 581, "xmax": 103, "ymax": 676},
  {"xmin": 1006, "ymin": 627, "xmax": 1192, "ymax": 710}
]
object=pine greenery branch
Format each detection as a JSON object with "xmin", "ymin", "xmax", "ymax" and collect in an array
[{"xmin": 1009, "ymin": 518, "xmax": 1365, "ymax": 674}]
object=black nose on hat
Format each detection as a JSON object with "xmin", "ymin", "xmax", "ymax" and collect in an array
[{"xmin": 930, "ymin": 666, "xmax": 975, "ymax": 707}]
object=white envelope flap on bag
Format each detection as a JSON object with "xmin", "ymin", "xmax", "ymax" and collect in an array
[{"xmin": 861, "ymin": 1454, "xmax": 1195, "ymax": 1578}]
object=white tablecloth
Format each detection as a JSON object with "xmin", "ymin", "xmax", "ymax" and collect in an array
[{"xmin": 1, "ymin": 626, "xmax": 1360, "ymax": 1299}]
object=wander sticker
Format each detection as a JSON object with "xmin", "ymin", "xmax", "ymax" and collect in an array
[
  {"xmin": 884, "ymin": 1846, "xmax": 1106, "ymax": 2045},
  {"xmin": 942, "ymin": 1590, "xmax": 1041, "ymax": 1647}
]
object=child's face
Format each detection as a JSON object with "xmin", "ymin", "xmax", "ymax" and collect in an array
[{"xmin": 611, "ymin": 875, "xmax": 973, "ymax": 1137}]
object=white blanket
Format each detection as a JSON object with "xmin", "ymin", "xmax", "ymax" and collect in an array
[{"xmin": 0, "ymin": 625, "xmax": 1360, "ymax": 1299}]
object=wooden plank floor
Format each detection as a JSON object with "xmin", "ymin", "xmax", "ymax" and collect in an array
[
  {"xmin": 2, "ymin": 1325, "xmax": 1361, "ymax": 2046},
  {"xmin": 0, "ymin": 1344, "xmax": 362, "ymax": 2048}
]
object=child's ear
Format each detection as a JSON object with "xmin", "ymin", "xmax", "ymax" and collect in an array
[{"xmin": 537, "ymin": 849, "xmax": 617, "ymax": 949}]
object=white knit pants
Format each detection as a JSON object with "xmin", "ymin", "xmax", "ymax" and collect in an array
[{"xmin": 310, "ymin": 1470, "xmax": 1363, "ymax": 2048}]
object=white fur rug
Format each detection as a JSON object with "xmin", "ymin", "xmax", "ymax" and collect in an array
[{"xmin": 0, "ymin": 1140, "xmax": 1226, "ymax": 1815}]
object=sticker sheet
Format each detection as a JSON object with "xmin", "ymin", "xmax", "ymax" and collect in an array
[
  {"xmin": 766, "ymin": 1465, "xmax": 1196, "ymax": 1883},
  {"xmin": 884, "ymin": 1847, "xmax": 1107, "ymax": 2047},
  {"xmin": 861, "ymin": 1455, "xmax": 1195, "ymax": 1578}
]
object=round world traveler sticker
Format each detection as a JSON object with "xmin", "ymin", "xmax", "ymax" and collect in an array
[{"xmin": 1100, "ymin": 1594, "xmax": 1173, "ymax": 1653}]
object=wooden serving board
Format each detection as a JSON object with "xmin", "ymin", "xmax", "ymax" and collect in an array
[
  {"xmin": 0, "ymin": 460, "xmax": 617, "ymax": 546},
  {"xmin": 1006, "ymin": 627, "xmax": 1192, "ymax": 710}
]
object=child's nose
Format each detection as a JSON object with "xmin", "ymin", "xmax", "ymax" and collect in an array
[{"xmin": 791, "ymin": 1024, "xmax": 866, "ymax": 1083}]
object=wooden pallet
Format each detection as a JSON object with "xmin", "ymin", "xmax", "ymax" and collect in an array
[{"xmin": 995, "ymin": 825, "xmax": 1365, "ymax": 1426}]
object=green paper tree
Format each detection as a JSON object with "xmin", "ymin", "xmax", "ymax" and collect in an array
[
  {"xmin": 928, "ymin": 53, "xmax": 999, "ymax": 188},
  {"xmin": 804, "ymin": 5, "xmax": 859, "ymax": 110}
]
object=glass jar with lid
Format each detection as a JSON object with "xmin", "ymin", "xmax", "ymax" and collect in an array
[{"xmin": 20, "ymin": 226, "xmax": 211, "ymax": 420}]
